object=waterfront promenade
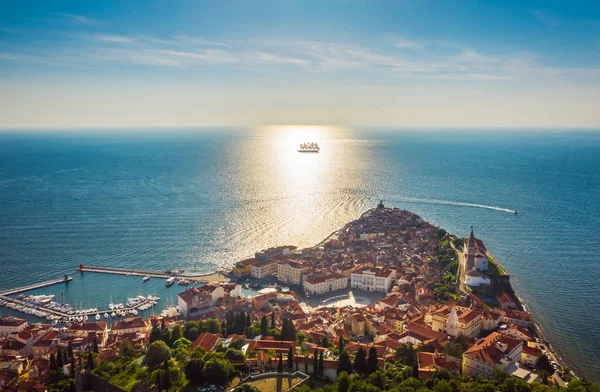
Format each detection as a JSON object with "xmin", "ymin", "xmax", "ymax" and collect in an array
[{"xmin": 76, "ymin": 265, "xmax": 229, "ymax": 283}]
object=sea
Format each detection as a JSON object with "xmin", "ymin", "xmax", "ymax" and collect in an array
[{"xmin": 0, "ymin": 127, "xmax": 599, "ymax": 380}]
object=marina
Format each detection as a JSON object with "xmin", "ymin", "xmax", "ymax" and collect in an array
[{"xmin": 0, "ymin": 292, "xmax": 161, "ymax": 324}]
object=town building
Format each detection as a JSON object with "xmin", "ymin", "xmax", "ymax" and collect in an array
[
  {"xmin": 110, "ymin": 317, "xmax": 151, "ymax": 336},
  {"xmin": 303, "ymin": 273, "xmax": 348, "ymax": 295},
  {"xmin": 462, "ymin": 332, "xmax": 523, "ymax": 379},
  {"xmin": 232, "ymin": 258, "xmax": 260, "ymax": 277},
  {"xmin": 251, "ymin": 259, "xmax": 278, "ymax": 279},
  {"xmin": 350, "ymin": 266, "xmax": 395, "ymax": 292},
  {"xmin": 277, "ymin": 260, "xmax": 310, "ymax": 285},
  {"xmin": 0, "ymin": 316, "xmax": 27, "ymax": 337},
  {"xmin": 178, "ymin": 285, "xmax": 226, "ymax": 319},
  {"xmin": 417, "ymin": 352, "xmax": 459, "ymax": 380},
  {"xmin": 191, "ymin": 332, "xmax": 220, "ymax": 352},
  {"xmin": 465, "ymin": 268, "xmax": 491, "ymax": 287}
]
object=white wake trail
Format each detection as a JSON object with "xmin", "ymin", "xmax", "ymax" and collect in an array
[{"xmin": 391, "ymin": 197, "xmax": 517, "ymax": 214}]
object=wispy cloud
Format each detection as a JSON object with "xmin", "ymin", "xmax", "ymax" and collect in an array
[
  {"xmin": 94, "ymin": 35, "xmax": 136, "ymax": 44},
  {"xmin": 532, "ymin": 10, "xmax": 560, "ymax": 27},
  {"xmin": 2, "ymin": 27, "xmax": 599, "ymax": 86},
  {"xmin": 52, "ymin": 12, "xmax": 97, "ymax": 25},
  {"xmin": 395, "ymin": 37, "xmax": 424, "ymax": 49}
]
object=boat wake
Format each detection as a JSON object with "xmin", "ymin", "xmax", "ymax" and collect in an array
[{"xmin": 390, "ymin": 196, "xmax": 518, "ymax": 214}]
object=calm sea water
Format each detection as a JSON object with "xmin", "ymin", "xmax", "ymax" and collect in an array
[{"xmin": 1, "ymin": 128, "xmax": 599, "ymax": 380}]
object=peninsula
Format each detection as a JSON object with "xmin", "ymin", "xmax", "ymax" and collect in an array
[{"xmin": 1, "ymin": 205, "xmax": 593, "ymax": 392}]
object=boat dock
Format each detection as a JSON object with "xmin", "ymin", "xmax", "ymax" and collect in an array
[
  {"xmin": 0, "ymin": 275, "xmax": 73, "ymax": 296},
  {"xmin": 76, "ymin": 265, "xmax": 226, "ymax": 282},
  {"xmin": 0, "ymin": 293, "xmax": 156, "ymax": 319}
]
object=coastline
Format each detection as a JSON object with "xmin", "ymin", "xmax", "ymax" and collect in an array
[
  {"xmin": 472, "ymin": 248, "xmax": 573, "ymax": 383},
  {"xmin": 1, "ymin": 207, "xmax": 577, "ymax": 383}
]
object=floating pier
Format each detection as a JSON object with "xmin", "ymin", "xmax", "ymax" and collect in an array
[
  {"xmin": 76, "ymin": 264, "xmax": 224, "ymax": 282},
  {"xmin": 0, "ymin": 275, "xmax": 73, "ymax": 296}
]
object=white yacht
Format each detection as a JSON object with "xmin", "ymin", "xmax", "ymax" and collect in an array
[
  {"xmin": 165, "ymin": 277, "xmax": 176, "ymax": 287},
  {"xmin": 143, "ymin": 275, "xmax": 151, "ymax": 282},
  {"xmin": 298, "ymin": 142, "xmax": 320, "ymax": 153}
]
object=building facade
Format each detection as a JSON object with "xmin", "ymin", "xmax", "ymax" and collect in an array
[
  {"xmin": 277, "ymin": 261, "xmax": 309, "ymax": 285},
  {"xmin": 303, "ymin": 273, "xmax": 348, "ymax": 295},
  {"xmin": 462, "ymin": 332, "xmax": 522, "ymax": 379},
  {"xmin": 350, "ymin": 267, "xmax": 395, "ymax": 292},
  {"xmin": 251, "ymin": 260, "xmax": 278, "ymax": 279}
]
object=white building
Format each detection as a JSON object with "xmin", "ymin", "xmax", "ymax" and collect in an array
[
  {"xmin": 251, "ymin": 260, "xmax": 278, "ymax": 279},
  {"xmin": 465, "ymin": 268, "xmax": 491, "ymax": 287},
  {"xmin": 0, "ymin": 316, "xmax": 27, "ymax": 337},
  {"xmin": 178, "ymin": 285, "xmax": 225, "ymax": 319},
  {"xmin": 350, "ymin": 266, "xmax": 395, "ymax": 292},
  {"xmin": 277, "ymin": 260, "xmax": 310, "ymax": 285},
  {"xmin": 303, "ymin": 273, "xmax": 348, "ymax": 295}
]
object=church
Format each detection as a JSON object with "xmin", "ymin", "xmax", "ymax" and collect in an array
[{"xmin": 464, "ymin": 227, "xmax": 491, "ymax": 287}]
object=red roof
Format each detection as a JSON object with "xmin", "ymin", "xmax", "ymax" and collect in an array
[
  {"xmin": 191, "ymin": 332, "xmax": 220, "ymax": 352},
  {"xmin": 464, "ymin": 332, "xmax": 522, "ymax": 365}
]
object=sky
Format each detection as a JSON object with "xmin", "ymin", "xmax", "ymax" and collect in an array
[{"xmin": 1, "ymin": 0, "xmax": 600, "ymax": 129}]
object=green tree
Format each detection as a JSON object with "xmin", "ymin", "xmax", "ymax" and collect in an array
[
  {"xmin": 338, "ymin": 371, "xmax": 351, "ymax": 392},
  {"xmin": 171, "ymin": 324, "xmax": 183, "ymax": 344},
  {"xmin": 224, "ymin": 348, "xmax": 245, "ymax": 362},
  {"xmin": 367, "ymin": 370, "xmax": 386, "ymax": 389},
  {"xmin": 277, "ymin": 353, "xmax": 283, "ymax": 373},
  {"xmin": 146, "ymin": 340, "xmax": 171, "ymax": 369},
  {"xmin": 183, "ymin": 320, "xmax": 202, "ymax": 342},
  {"xmin": 271, "ymin": 311, "xmax": 275, "ymax": 329},
  {"xmin": 86, "ymin": 349, "xmax": 95, "ymax": 370},
  {"xmin": 434, "ymin": 228, "xmax": 447, "ymax": 240},
  {"xmin": 172, "ymin": 337, "xmax": 192, "ymax": 351},
  {"xmin": 353, "ymin": 347, "xmax": 367, "ymax": 377},
  {"xmin": 93, "ymin": 336, "xmax": 98, "ymax": 353},
  {"xmin": 321, "ymin": 336, "xmax": 329, "ymax": 348},
  {"xmin": 535, "ymin": 354, "xmax": 554, "ymax": 374},
  {"xmin": 119, "ymin": 339, "xmax": 136, "ymax": 361},
  {"xmin": 395, "ymin": 344, "xmax": 417, "ymax": 371},
  {"xmin": 185, "ymin": 358, "xmax": 205, "ymax": 384},
  {"xmin": 67, "ymin": 341, "xmax": 73, "ymax": 360},
  {"xmin": 434, "ymin": 379, "xmax": 453, "ymax": 392},
  {"xmin": 150, "ymin": 325, "xmax": 162, "ymax": 343},
  {"xmin": 205, "ymin": 318, "xmax": 222, "ymax": 334},
  {"xmin": 160, "ymin": 328, "xmax": 172, "ymax": 346},
  {"xmin": 366, "ymin": 346, "xmax": 378, "ymax": 375},
  {"xmin": 338, "ymin": 336, "xmax": 345, "ymax": 352},
  {"xmin": 260, "ymin": 316, "xmax": 269, "ymax": 336},
  {"xmin": 203, "ymin": 358, "xmax": 233, "ymax": 384},
  {"xmin": 287, "ymin": 346, "xmax": 294, "ymax": 370},
  {"xmin": 296, "ymin": 332, "xmax": 305, "ymax": 347},
  {"xmin": 57, "ymin": 349, "xmax": 64, "ymax": 373},
  {"xmin": 162, "ymin": 360, "xmax": 171, "ymax": 391},
  {"xmin": 70, "ymin": 356, "xmax": 75, "ymax": 378},
  {"xmin": 313, "ymin": 349, "xmax": 318, "ymax": 377},
  {"xmin": 338, "ymin": 351, "xmax": 353, "ymax": 375},
  {"xmin": 318, "ymin": 351, "xmax": 324, "ymax": 377}
]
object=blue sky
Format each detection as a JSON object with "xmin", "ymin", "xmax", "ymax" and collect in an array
[{"xmin": 1, "ymin": 0, "xmax": 600, "ymax": 128}]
